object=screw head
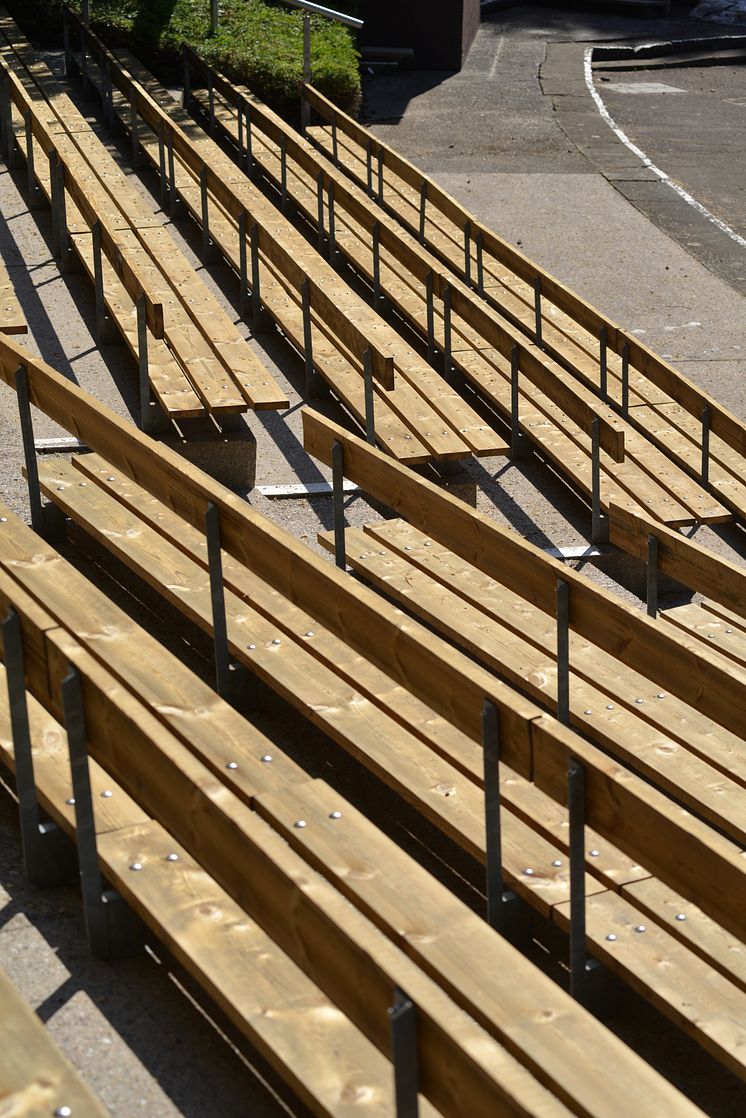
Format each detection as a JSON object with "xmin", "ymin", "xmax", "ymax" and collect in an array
[
  {"xmin": 0, "ymin": 517, "xmax": 6, "ymax": 523},
  {"xmin": 675, "ymin": 912, "xmax": 687, "ymax": 922},
  {"xmin": 101, "ymin": 790, "xmax": 113, "ymax": 798},
  {"xmin": 129, "ymin": 862, "xmax": 143, "ymax": 872},
  {"xmin": 583, "ymin": 709, "xmax": 592, "ymax": 716},
  {"xmin": 248, "ymin": 643, "xmax": 256, "ymax": 650},
  {"xmin": 166, "ymin": 853, "xmax": 179, "ymax": 862},
  {"xmin": 329, "ymin": 810, "xmax": 342, "ymax": 820},
  {"xmin": 656, "ymin": 693, "xmax": 666, "ymax": 699},
  {"xmin": 606, "ymin": 933, "xmax": 617, "ymax": 942},
  {"xmin": 635, "ymin": 697, "xmax": 644, "ymax": 704},
  {"xmin": 726, "ymin": 628, "xmax": 733, "ymax": 634},
  {"xmin": 523, "ymin": 867, "xmax": 534, "ymax": 876},
  {"xmin": 106, "ymin": 476, "xmax": 115, "ymax": 481},
  {"xmin": 634, "ymin": 924, "xmax": 646, "ymax": 933},
  {"xmin": 589, "ymin": 849, "xmax": 600, "ymax": 857},
  {"xmin": 551, "ymin": 859, "xmax": 562, "ymax": 868},
  {"xmin": 294, "ymin": 819, "xmax": 307, "ymax": 829},
  {"xmin": 55, "ymin": 1108, "xmax": 72, "ymax": 1117},
  {"xmin": 271, "ymin": 638, "xmax": 281, "ymax": 646},
  {"xmin": 606, "ymin": 704, "xmax": 614, "ymax": 710},
  {"xmin": 260, "ymin": 754, "xmax": 273, "ymax": 763},
  {"xmin": 226, "ymin": 761, "xmax": 238, "ymax": 770},
  {"xmin": 304, "ymin": 631, "xmax": 314, "ymax": 638},
  {"xmin": 66, "ymin": 797, "xmax": 75, "ymax": 805}
]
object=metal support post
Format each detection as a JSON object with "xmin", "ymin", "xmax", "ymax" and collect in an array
[
  {"xmin": 366, "ymin": 139, "xmax": 373, "ymax": 195},
  {"xmin": 129, "ymin": 89, "xmax": 140, "ymax": 169},
  {"xmin": 316, "ymin": 171, "xmax": 325, "ymax": 252},
  {"xmin": 363, "ymin": 348, "xmax": 376, "ymax": 446},
  {"xmin": 200, "ymin": 167, "xmax": 220, "ymax": 263},
  {"xmin": 568, "ymin": 756, "xmax": 588, "ymax": 1003},
  {"xmin": 204, "ymin": 503, "xmax": 232, "ymax": 699},
  {"xmin": 510, "ymin": 345, "xmax": 530, "ymax": 460},
  {"xmin": 646, "ymin": 533, "xmax": 658, "ymax": 619},
  {"xmin": 1, "ymin": 609, "xmax": 76, "ymax": 887},
  {"xmin": 92, "ymin": 222, "xmax": 115, "ymax": 345},
  {"xmin": 621, "ymin": 342, "xmax": 630, "ymax": 418},
  {"xmin": 556, "ymin": 578, "xmax": 570, "ymax": 726},
  {"xmin": 102, "ymin": 58, "xmax": 114, "ymax": 132},
  {"xmin": 136, "ymin": 294, "xmax": 153, "ymax": 435},
  {"xmin": 80, "ymin": 30, "xmax": 89, "ymax": 98},
  {"xmin": 482, "ymin": 699, "xmax": 504, "ymax": 926},
  {"xmin": 332, "ymin": 439, "xmax": 346, "ymax": 569},
  {"xmin": 280, "ymin": 135, "xmax": 288, "ymax": 212},
  {"xmin": 372, "ymin": 222, "xmax": 382, "ymax": 314},
  {"xmin": 182, "ymin": 46, "xmax": 191, "ymax": 110},
  {"xmin": 0, "ymin": 75, "xmax": 11, "ymax": 167},
  {"xmin": 389, "ymin": 989, "xmax": 419, "ymax": 1118},
  {"xmin": 476, "ymin": 230, "xmax": 484, "ymax": 297},
  {"xmin": 327, "ymin": 180, "xmax": 336, "ymax": 266},
  {"xmin": 23, "ymin": 111, "xmax": 42, "ymax": 210},
  {"xmin": 591, "ymin": 417, "xmax": 608, "ymax": 544},
  {"xmin": 425, "ymin": 271, "xmax": 436, "ymax": 365},
  {"xmin": 599, "ymin": 326, "xmax": 607, "ymax": 402},
  {"xmin": 166, "ymin": 132, "xmax": 180, "ymax": 219},
  {"xmin": 418, "ymin": 182, "xmax": 427, "ymax": 244},
  {"xmin": 244, "ymin": 101, "xmax": 255, "ymax": 178},
  {"xmin": 210, "ymin": 0, "xmax": 219, "ymax": 36},
  {"xmin": 62, "ymin": 665, "xmax": 144, "ymax": 960},
  {"xmin": 442, "ymin": 285, "xmax": 452, "ymax": 382},
  {"xmin": 16, "ymin": 365, "xmax": 43, "ymax": 535},
  {"xmin": 54, "ymin": 159, "xmax": 73, "ymax": 273},
  {"xmin": 534, "ymin": 276, "xmax": 543, "ymax": 349},
  {"xmin": 238, "ymin": 211, "xmax": 249, "ymax": 320},
  {"xmin": 157, "ymin": 121, "xmax": 167, "ymax": 206},
  {"xmin": 250, "ymin": 223, "xmax": 271, "ymax": 333},
  {"xmin": 63, "ymin": 7, "xmax": 72, "ymax": 77},
  {"xmin": 302, "ymin": 279, "xmax": 324, "ymax": 399},
  {"xmin": 48, "ymin": 150, "xmax": 61, "ymax": 258},
  {"xmin": 701, "ymin": 405, "xmax": 711, "ymax": 488},
  {"xmin": 331, "ymin": 111, "xmax": 338, "ymax": 165},
  {"xmin": 301, "ymin": 13, "xmax": 311, "ymax": 135},
  {"xmin": 377, "ymin": 147, "xmax": 384, "ymax": 204},
  {"xmin": 463, "ymin": 220, "xmax": 471, "ymax": 286}
]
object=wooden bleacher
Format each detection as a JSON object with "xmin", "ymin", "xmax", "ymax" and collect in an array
[
  {"xmin": 302, "ymin": 83, "xmax": 746, "ymax": 525},
  {"xmin": 167, "ymin": 48, "xmax": 736, "ymax": 530},
  {"xmin": 60, "ymin": 9, "xmax": 500, "ymax": 467},
  {"xmin": 0, "ymin": 12, "xmax": 288, "ymax": 421},
  {"xmin": 0, "ymin": 960, "xmax": 110, "ymax": 1116},
  {"xmin": 0, "ymin": 257, "xmax": 24, "ymax": 336},
  {"xmin": 2, "ymin": 335, "xmax": 746, "ymax": 1091}
]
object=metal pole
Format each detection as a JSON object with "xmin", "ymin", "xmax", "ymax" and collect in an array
[
  {"xmin": 701, "ymin": 405, "xmax": 711, "ymax": 488},
  {"xmin": 442, "ymin": 284, "xmax": 452, "ymax": 382},
  {"xmin": 646, "ymin": 533, "xmax": 658, "ymax": 619},
  {"xmin": 63, "ymin": 7, "xmax": 72, "ymax": 77},
  {"xmin": 534, "ymin": 277, "xmax": 543, "ymax": 349},
  {"xmin": 129, "ymin": 89, "xmax": 140, "ymax": 169},
  {"xmin": 182, "ymin": 45, "xmax": 191, "ymax": 110},
  {"xmin": 316, "ymin": 171, "xmax": 325, "ymax": 252},
  {"xmin": 15, "ymin": 365, "xmax": 43, "ymax": 535},
  {"xmin": 568, "ymin": 756, "xmax": 588, "ymax": 1003},
  {"xmin": 239, "ymin": 211, "xmax": 249, "ymax": 321},
  {"xmin": 476, "ymin": 230, "xmax": 484, "ymax": 297},
  {"xmin": 389, "ymin": 990, "xmax": 419, "ymax": 1118},
  {"xmin": 204, "ymin": 503, "xmax": 232, "ymax": 698},
  {"xmin": 280, "ymin": 134, "xmax": 288, "ymax": 212},
  {"xmin": 208, "ymin": 74, "xmax": 216, "ymax": 135},
  {"xmin": 463, "ymin": 220, "xmax": 471, "ymax": 286},
  {"xmin": 327, "ymin": 179, "xmax": 336, "ymax": 266},
  {"xmin": 363, "ymin": 348, "xmax": 375, "ymax": 446},
  {"xmin": 372, "ymin": 221, "xmax": 382, "ymax": 313},
  {"xmin": 102, "ymin": 57, "xmax": 114, "ymax": 132},
  {"xmin": 23, "ymin": 111, "xmax": 42, "ymax": 211},
  {"xmin": 482, "ymin": 699, "xmax": 504, "ymax": 929},
  {"xmin": 621, "ymin": 342, "xmax": 630, "ymax": 418},
  {"xmin": 366, "ymin": 139, "xmax": 373, "ymax": 195},
  {"xmin": 200, "ymin": 166, "xmax": 214, "ymax": 261},
  {"xmin": 332, "ymin": 439, "xmax": 346, "ymax": 570},
  {"xmin": 302, "ymin": 279, "xmax": 317, "ymax": 398},
  {"xmin": 157, "ymin": 121, "xmax": 167, "ymax": 206},
  {"xmin": 244, "ymin": 101, "xmax": 254, "ymax": 178},
  {"xmin": 80, "ymin": 26, "xmax": 89, "ymax": 98},
  {"xmin": 92, "ymin": 221, "xmax": 113, "ymax": 345},
  {"xmin": 0, "ymin": 75, "xmax": 12, "ymax": 167},
  {"xmin": 166, "ymin": 131, "xmax": 178, "ymax": 219},
  {"xmin": 599, "ymin": 326, "xmax": 607, "ymax": 402},
  {"xmin": 136, "ymin": 294, "xmax": 152, "ymax": 435},
  {"xmin": 3, "ymin": 608, "xmax": 40, "ymax": 875},
  {"xmin": 301, "ymin": 12, "xmax": 311, "ymax": 135},
  {"xmin": 425, "ymin": 271, "xmax": 435, "ymax": 365},
  {"xmin": 331, "ymin": 110, "xmax": 338, "ymax": 165},
  {"xmin": 510, "ymin": 344, "xmax": 529, "ymax": 460},
  {"xmin": 556, "ymin": 578, "xmax": 570, "ymax": 726},
  {"xmin": 250, "ymin": 222, "xmax": 263, "ymax": 328},
  {"xmin": 418, "ymin": 182, "xmax": 427, "ymax": 244},
  {"xmin": 591, "ymin": 416, "xmax": 607, "ymax": 544},
  {"xmin": 48, "ymin": 150, "xmax": 60, "ymax": 258},
  {"xmin": 55, "ymin": 160, "xmax": 72, "ymax": 273},
  {"xmin": 377, "ymin": 146, "xmax": 384, "ymax": 204},
  {"xmin": 210, "ymin": 0, "xmax": 219, "ymax": 35}
]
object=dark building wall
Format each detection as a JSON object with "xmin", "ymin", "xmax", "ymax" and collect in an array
[{"xmin": 359, "ymin": 0, "xmax": 480, "ymax": 70}]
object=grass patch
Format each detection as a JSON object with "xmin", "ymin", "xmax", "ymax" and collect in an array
[{"xmin": 5, "ymin": 0, "xmax": 361, "ymax": 113}]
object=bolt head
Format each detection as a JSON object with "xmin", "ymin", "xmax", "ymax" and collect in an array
[
  {"xmin": 248, "ymin": 643, "xmax": 256, "ymax": 650},
  {"xmin": 634, "ymin": 924, "xmax": 646, "ymax": 933},
  {"xmin": 589, "ymin": 849, "xmax": 600, "ymax": 857},
  {"xmin": 0, "ymin": 517, "xmax": 6, "ymax": 523},
  {"xmin": 271, "ymin": 638, "xmax": 281, "ymax": 646},
  {"xmin": 260, "ymin": 754, "xmax": 273, "ymax": 763},
  {"xmin": 66, "ymin": 797, "xmax": 75, "ymax": 805},
  {"xmin": 130, "ymin": 862, "xmax": 143, "ymax": 871},
  {"xmin": 304, "ymin": 631, "xmax": 314, "ymax": 638},
  {"xmin": 583, "ymin": 709, "xmax": 592, "ymax": 715},
  {"xmin": 55, "ymin": 1108, "xmax": 72, "ymax": 1117},
  {"xmin": 226, "ymin": 761, "xmax": 238, "ymax": 770},
  {"xmin": 101, "ymin": 790, "xmax": 113, "ymax": 798},
  {"xmin": 606, "ymin": 704, "xmax": 614, "ymax": 710},
  {"xmin": 675, "ymin": 912, "xmax": 687, "ymax": 922},
  {"xmin": 329, "ymin": 810, "xmax": 342, "ymax": 820},
  {"xmin": 106, "ymin": 476, "xmax": 115, "ymax": 481},
  {"xmin": 523, "ymin": 867, "xmax": 534, "ymax": 876},
  {"xmin": 166, "ymin": 853, "xmax": 179, "ymax": 862},
  {"xmin": 551, "ymin": 859, "xmax": 562, "ymax": 868},
  {"xmin": 656, "ymin": 693, "xmax": 666, "ymax": 699},
  {"xmin": 726, "ymin": 628, "xmax": 733, "ymax": 634},
  {"xmin": 635, "ymin": 697, "xmax": 644, "ymax": 704},
  {"xmin": 294, "ymin": 819, "xmax": 307, "ymax": 829},
  {"xmin": 606, "ymin": 933, "xmax": 617, "ymax": 942}
]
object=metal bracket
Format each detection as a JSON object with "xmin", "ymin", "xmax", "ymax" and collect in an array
[
  {"xmin": 363, "ymin": 348, "xmax": 376, "ymax": 446},
  {"xmin": 591, "ymin": 417, "xmax": 608, "ymax": 545},
  {"xmin": 16, "ymin": 364, "xmax": 44, "ymax": 536},
  {"xmin": 62, "ymin": 666, "xmax": 144, "ymax": 960},
  {"xmin": 136, "ymin": 294, "xmax": 155, "ymax": 436},
  {"xmin": 568, "ymin": 756, "xmax": 590, "ymax": 1005},
  {"xmin": 556, "ymin": 578, "xmax": 570, "ymax": 727},
  {"xmin": 332, "ymin": 440, "xmax": 346, "ymax": 570},
  {"xmin": 92, "ymin": 221, "xmax": 117, "ymax": 345},
  {"xmin": 646, "ymin": 533, "xmax": 658, "ymax": 619},
  {"xmin": 389, "ymin": 988, "xmax": 419, "ymax": 1118},
  {"xmin": 301, "ymin": 279, "xmax": 326, "ymax": 400},
  {"xmin": 510, "ymin": 345, "xmax": 531, "ymax": 461}
]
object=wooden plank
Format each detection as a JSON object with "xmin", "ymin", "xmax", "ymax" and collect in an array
[
  {"xmin": 39, "ymin": 627, "xmax": 584, "ymax": 1118},
  {"xmin": 0, "ymin": 964, "xmax": 111, "ymax": 1117},
  {"xmin": 661, "ymin": 602, "xmax": 746, "ymax": 668},
  {"xmin": 302, "ymin": 409, "xmax": 746, "ymax": 743}
]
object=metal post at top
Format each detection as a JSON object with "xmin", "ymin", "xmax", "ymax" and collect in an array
[
  {"xmin": 244, "ymin": 101, "xmax": 255, "ymax": 178},
  {"xmin": 3, "ymin": 608, "xmax": 40, "ymax": 878},
  {"xmin": 366, "ymin": 139, "xmax": 373, "ymax": 195},
  {"xmin": 301, "ymin": 12, "xmax": 311, "ymax": 135},
  {"xmin": 332, "ymin": 439, "xmax": 346, "ymax": 570},
  {"xmin": 425, "ymin": 271, "xmax": 436, "ymax": 366},
  {"xmin": 463, "ymin": 220, "xmax": 472, "ymax": 287},
  {"xmin": 204, "ymin": 503, "xmax": 232, "ymax": 699},
  {"xmin": 568, "ymin": 756, "xmax": 588, "ymax": 1004},
  {"xmin": 327, "ymin": 179, "xmax": 336, "ymax": 267},
  {"xmin": 331, "ymin": 110, "xmax": 339, "ymax": 165},
  {"xmin": 238, "ymin": 211, "xmax": 249, "ymax": 321},
  {"xmin": 533, "ymin": 276, "xmax": 543, "ymax": 350},
  {"xmin": 591, "ymin": 416, "xmax": 607, "ymax": 545},
  {"xmin": 0, "ymin": 74, "xmax": 14, "ymax": 169},
  {"xmin": 62, "ymin": 7, "xmax": 72, "ymax": 78},
  {"xmin": 621, "ymin": 342, "xmax": 630, "ymax": 418},
  {"xmin": 363, "ymin": 348, "xmax": 376, "ymax": 446},
  {"xmin": 389, "ymin": 989, "xmax": 419, "ymax": 1118},
  {"xmin": 15, "ymin": 365, "xmax": 43, "ymax": 535},
  {"xmin": 701, "ymin": 405, "xmax": 711, "ymax": 488},
  {"xmin": 442, "ymin": 284, "xmax": 452, "ymax": 382},
  {"xmin": 136, "ymin": 294, "xmax": 153, "ymax": 436},
  {"xmin": 81, "ymin": 0, "xmax": 91, "ymax": 24},
  {"xmin": 476, "ymin": 230, "xmax": 484, "ymax": 297},
  {"xmin": 646, "ymin": 533, "xmax": 658, "ymax": 619},
  {"xmin": 316, "ymin": 171, "xmax": 325, "ymax": 253},
  {"xmin": 510, "ymin": 344, "xmax": 530, "ymax": 460},
  {"xmin": 249, "ymin": 222, "xmax": 270, "ymax": 333},
  {"xmin": 182, "ymin": 45, "xmax": 191, "ymax": 111},
  {"xmin": 372, "ymin": 221, "xmax": 382, "ymax": 314},
  {"xmin": 210, "ymin": 0, "xmax": 219, "ymax": 36},
  {"xmin": 48, "ymin": 150, "xmax": 61, "ymax": 258},
  {"xmin": 418, "ymin": 182, "xmax": 427, "ymax": 245},
  {"xmin": 54, "ymin": 160, "xmax": 72, "ymax": 273},
  {"xmin": 556, "ymin": 578, "xmax": 570, "ymax": 727},
  {"xmin": 599, "ymin": 326, "xmax": 607, "ymax": 403},
  {"xmin": 482, "ymin": 699, "xmax": 504, "ymax": 929}
]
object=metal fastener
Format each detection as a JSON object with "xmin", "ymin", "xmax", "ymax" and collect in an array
[
  {"xmin": 130, "ymin": 862, "xmax": 143, "ymax": 871},
  {"xmin": 523, "ymin": 867, "xmax": 534, "ymax": 876},
  {"xmin": 634, "ymin": 924, "xmax": 646, "ymax": 933},
  {"xmin": 675, "ymin": 912, "xmax": 687, "ymax": 922},
  {"xmin": 0, "ymin": 517, "xmax": 6, "ymax": 523},
  {"xmin": 248, "ymin": 643, "xmax": 256, "ymax": 650},
  {"xmin": 726, "ymin": 628, "xmax": 733, "ymax": 634},
  {"xmin": 635, "ymin": 697, "xmax": 644, "ymax": 704},
  {"xmin": 606, "ymin": 934, "xmax": 617, "ymax": 942},
  {"xmin": 226, "ymin": 761, "xmax": 238, "ymax": 770},
  {"xmin": 606, "ymin": 704, "xmax": 614, "ymax": 710},
  {"xmin": 55, "ymin": 1108, "xmax": 72, "ymax": 1117},
  {"xmin": 66, "ymin": 797, "xmax": 75, "ymax": 805},
  {"xmin": 166, "ymin": 853, "xmax": 179, "ymax": 862},
  {"xmin": 294, "ymin": 819, "xmax": 307, "ymax": 829},
  {"xmin": 304, "ymin": 631, "xmax": 314, "ymax": 638},
  {"xmin": 551, "ymin": 859, "xmax": 562, "ymax": 868},
  {"xmin": 329, "ymin": 810, "xmax": 342, "ymax": 820},
  {"xmin": 589, "ymin": 849, "xmax": 600, "ymax": 857},
  {"xmin": 106, "ymin": 476, "xmax": 115, "ymax": 481},
  {"xmin": 78, "ymin": 482, "xmax": 86, "ymax": 486},
  {"xmin": 260, "ymin": 754, "xmax": 273, "ymax": 763},
  {"xmin": 656, "ymin": 693, "xmax": 666, "ymax": 699},
  {"xmin": 583, "ymin": 709, "xmax": 592, "ymax": 715},
  {"xmin": 101, "ymin": 790, "xmax": 113, "ymax": 798},
  {"xmin": 271, "ymin": 638, "xmax": 281, "ymax": 646}
]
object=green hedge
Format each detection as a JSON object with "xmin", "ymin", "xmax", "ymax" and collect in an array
[{"xmin": 4, "ymin": 0, "xmax": 361, "ymax": 114}]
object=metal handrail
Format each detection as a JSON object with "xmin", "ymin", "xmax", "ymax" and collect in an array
[{"xmin": 279, "ymin": 0, "xmax": 363, "ymax": 30}]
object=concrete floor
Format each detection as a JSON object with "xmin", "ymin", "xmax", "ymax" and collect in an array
[{"xmin": 1, "ymin": 8, "xmax": 746, "ymax": 1116}]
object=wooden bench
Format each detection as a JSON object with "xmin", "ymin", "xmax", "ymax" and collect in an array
[
  {"xmin": 61, "ymin": 10, "xmax": 509, "ymax": 466},
  {"xmin": 302, "ymin": 82, "xmax": 746, "ymax": 525},
  {"xmin": 175, "ymin": 52, "xmax": 735, "ymax": 530},
  {"xmin": 0, "ymin": 960, "xmax": 110, "ymax": 1116},
  {"xmin": 3, "ymin": 335, "xmax": 746, "ymax": 1086},
  {"xmin": 0, "ymin": 12, "xmax": 288, "ymax": 418},
  {"xmin": 0, "ymin": 509, "xmax": 709, "ymax": 1118},
  {"xmin": 0, "ymin": 256, "xmax": 25, "ymax": 336}
]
